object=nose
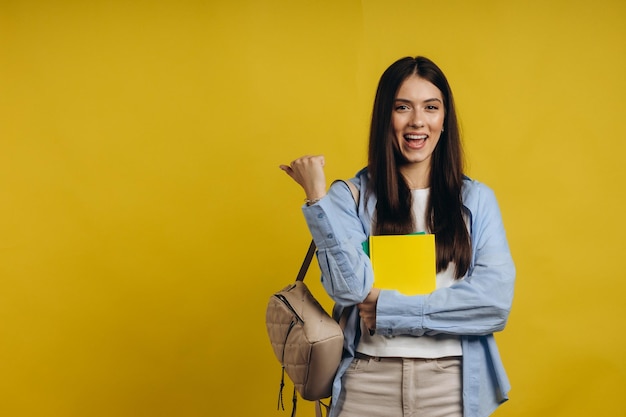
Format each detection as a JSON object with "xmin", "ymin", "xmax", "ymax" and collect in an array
[{"xmin": 410, "ymin": 110, "xmax": 424, "ymax": 128}]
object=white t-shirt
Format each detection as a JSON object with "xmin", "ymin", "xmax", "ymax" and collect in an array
[{"xmin": 356, "ymin": 188, "xmax": 463, "ymax": 358}]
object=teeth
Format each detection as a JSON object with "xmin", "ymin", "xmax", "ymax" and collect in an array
[{"xmin": 405, "ymin": 134, "xmax": 427, "ymax": 140}]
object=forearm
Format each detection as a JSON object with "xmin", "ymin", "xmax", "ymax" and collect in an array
[
  {"xmin": 303, "ymin": 183, "xmax": 373, "ymax": 305},
  {"xmin": 376, "ymin": 251, "xmax": 515, "ymax": 336}
]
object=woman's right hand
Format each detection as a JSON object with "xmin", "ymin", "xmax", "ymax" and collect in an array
[
  {"xmin": 358, "ymin": 288, "xmax": 380, "ymax": 333},
  {"xmin": 279, "ymin": 155, "xmax": 327, "ymax": 201}
]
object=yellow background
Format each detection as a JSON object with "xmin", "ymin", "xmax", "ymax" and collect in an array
[{"xmin": 1, "ymin": 1, "xmax": 625, "ymax": 416}]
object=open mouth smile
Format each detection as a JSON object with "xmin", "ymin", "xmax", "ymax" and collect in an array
[{"xmin": 404, "ymin": 133, "xmax": 428, "ymax": 149}]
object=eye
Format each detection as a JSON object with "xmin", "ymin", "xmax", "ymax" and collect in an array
[
  {"xmin": 395, "ymin": 104, "xmax": 410, "ymax": 111},
  {"xmin": 425, "ymin": 105, "xmax": 439, "ymax": 111}
]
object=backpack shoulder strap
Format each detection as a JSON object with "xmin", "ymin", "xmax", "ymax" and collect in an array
[
  {"xmin": 295, "ymin": 240, "xmax": 316, "ymax": 282},
  {"xmin": 333, "ymin": 179, "xmax": 359, "ymax": 207}
]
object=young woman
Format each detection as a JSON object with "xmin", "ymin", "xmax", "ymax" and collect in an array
[{"xmin": 280, "ymin": 56, "xmax": 515, "ymax": 417}]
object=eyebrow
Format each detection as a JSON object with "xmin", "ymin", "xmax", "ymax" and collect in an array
[{"xmin": 395, "ymin": 98, "xmax": 443, "ymax": 104}]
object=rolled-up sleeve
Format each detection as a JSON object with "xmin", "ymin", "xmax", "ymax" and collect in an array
[
  {"xmin": 302, "ymin": 181, "xmax": 374, "ymax": 306},
  {"xmin": 375, "ymin": 182, "xmax": 515, "ymax": 337}
]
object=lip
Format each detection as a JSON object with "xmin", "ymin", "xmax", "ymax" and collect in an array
[{"xmin": 403, "ymin": 132, "xmax": 428, "ymax": 149}]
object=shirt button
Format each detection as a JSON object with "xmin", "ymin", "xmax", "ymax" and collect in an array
[
  {"xmin": 327, "ymin": 234, "xmax": 333, "ymax": 239},
  {"xmin": 317, "ymin": 213, "xmax": 324, "ymax": 219}
]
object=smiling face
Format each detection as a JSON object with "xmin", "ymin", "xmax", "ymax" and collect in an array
[{"xmin": 392, "ymin": 74, "xmax": 445, "ymax": 187}]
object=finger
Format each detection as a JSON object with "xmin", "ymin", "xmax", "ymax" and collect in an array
[
  {"xmin": 305, "ymin": 155, "xmax": 325, "ymax": 167},
  {"xmin": 291, "ymin": 155, "xmax": 310, "ymax": 166},
  {"xmin": 279, "ymin": 165, "xmax": 298, "ymax": 181}
]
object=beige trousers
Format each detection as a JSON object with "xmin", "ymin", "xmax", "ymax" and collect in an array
[{"xmin": 334, "ymin": 355, "xmax": 463, "ymax": 417}]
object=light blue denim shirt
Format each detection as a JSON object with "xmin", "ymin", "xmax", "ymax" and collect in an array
[{"xmin": 302, "ymin": 168, "xmax": 515, "ymax": 417}]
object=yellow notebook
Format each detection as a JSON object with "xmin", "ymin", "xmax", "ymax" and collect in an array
[{"xmin": 368, "ymin": 234, "xmax": 436, "ymax": 295}]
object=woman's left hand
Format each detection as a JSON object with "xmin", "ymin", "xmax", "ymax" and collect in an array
[{"xmin": 357, "ymin": 288, "xmax": 380, "ymax": 332}]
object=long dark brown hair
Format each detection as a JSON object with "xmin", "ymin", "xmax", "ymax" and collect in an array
[{"xmin": 368, "ymin": 56, "xmax": 470, "ymax": 278}]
